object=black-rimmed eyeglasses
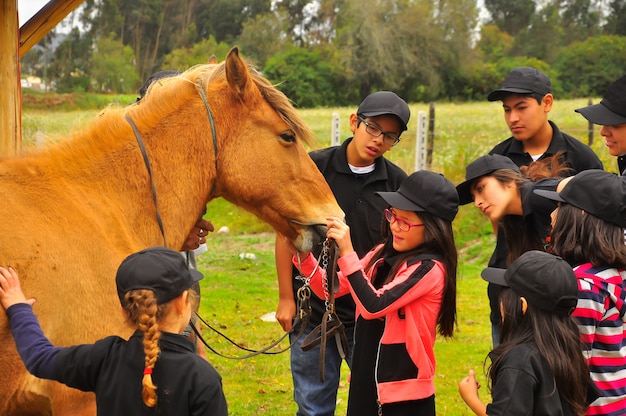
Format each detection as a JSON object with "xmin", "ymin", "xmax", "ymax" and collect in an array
[{"xmin": 358, "ymin": 117, "xmax": 401, "ymax": 146}]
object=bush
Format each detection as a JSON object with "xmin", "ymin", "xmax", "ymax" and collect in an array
[{"xmin": 554, "ymin": 35, "xmax": 626, "ymax": 97}]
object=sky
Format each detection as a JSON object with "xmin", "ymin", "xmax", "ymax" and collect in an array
[{"xmin": 18, "ymin": 0, "xmax": 50, "ymax": 26}]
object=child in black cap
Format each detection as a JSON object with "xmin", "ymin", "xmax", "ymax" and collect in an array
[
  {"xmin": 0, "ymin": 247, "xmax": 227, "ymax": 415},
  {"xmin": 293, "ymin": 170, "xmax": 459, "ymax": 416},
  {"xmin": 459, "ymin": 250, "xmax": 594, "ymax": 415},
  {"xmin": 535, "ymin": 169, "xmax": 626, "ymax": 414},
  {"xmin": 575, "ymin": 75, "xmax": 626, "ymax": 175}
]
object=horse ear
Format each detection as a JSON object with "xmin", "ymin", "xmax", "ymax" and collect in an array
[
  {"xmin": 207, "ymin": 55, "xmax": 217, "ymax": 64},
  {"xmin": 225, "ymin": 46, "xmax": 250, "ymax": 97}
]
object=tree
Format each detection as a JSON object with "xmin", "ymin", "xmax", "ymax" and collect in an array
[
  {"xmin": 264, "ymin": 46, "xmax": 348, "ymax": 107},
  {"xmin": 91, "ymin": 33, "xmax": 139, "ymax": 93},
  {"xmin": 162, "ymin": 37, "xmax": 232, "ymax": 70},
  {"xmin": 48, "ymin": 28, "xmax": 93, "ymax": 93},
  {"xmin": 477, "ymin": 24, "xmax": 514, "ymax": 62},
  {"xmin": 605, "ymin": 0, "xmax": 626, "ymax": 36},
  {"xmin": 554, "ymin": 35, "xmax": 626, "ymax": 97},
  {"xmin": 194, "ymin": 0, "xmax": 272, "ymax": 44},
  {"xmin": 483, "ymin": 0, "xmax": 535, "ymax": 36},
  {"xmin": 237, "ymin": 11, "xmax": 289, "ymax": 68}
]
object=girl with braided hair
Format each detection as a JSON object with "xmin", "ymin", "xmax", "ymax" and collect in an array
[{"xmin": 0, "ymin": 246, "xmax": 227, "ymax": 415}]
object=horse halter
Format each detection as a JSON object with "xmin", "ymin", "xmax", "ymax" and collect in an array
[{"xmin": 124, "ymin": 78, "xmax": 219, "ymax": 246}]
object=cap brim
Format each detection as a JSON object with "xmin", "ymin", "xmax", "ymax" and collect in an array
[
  {"xmin": 533, "ymin": 189, "xmax": 565, "ymax": 202},
  {"xmin": 455, "ymin": 180, "xmax": 474, "ymax": 205},
  {"xmin": 481, "ymin": 267, "xmax": 508, "ymax": 286},
  {"xmin": 487, "ymin": 88, "xmax": 534, "ymax": 101},
  {"xmin": 190, "ymin": 269, "xmax": 204, "ymax": 282},
  {"xmin": 375, "ymin": 191, "xmax": 423, "ymax": 212},
  {"xmin": 575, "ymin": 104, "xmax": 626, "ymax": 126}
]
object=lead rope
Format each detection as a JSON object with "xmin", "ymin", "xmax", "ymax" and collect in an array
[
  {"xmin": 125, "ymin": 115, "xmax": 167, "ymax": 246},
  {"xmin": 190, "ymin": 241, "xmax": 334, "ymax": 359},
  {"xmin": 300, "ymin": 239, "xmax": 349, "ymax": 381}
]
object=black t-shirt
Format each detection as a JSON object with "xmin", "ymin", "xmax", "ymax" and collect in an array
[{"xmin": 487, "ymin": 342, "xmax": 574, "ymax": 415}]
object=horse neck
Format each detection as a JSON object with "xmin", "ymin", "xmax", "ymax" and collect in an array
[{"xmin": 26, "ymin": 107, "xmax": 216, "ymax": 250}]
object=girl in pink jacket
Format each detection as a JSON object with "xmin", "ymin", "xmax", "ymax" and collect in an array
[{"xmin": 294, "ymin": 170, "xmax": 459, "ymax": 416}]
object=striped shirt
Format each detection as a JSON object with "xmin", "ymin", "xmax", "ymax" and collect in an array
[{"xmin": 573, "ymin": 263, "xmax": 626, "ymax": 416}]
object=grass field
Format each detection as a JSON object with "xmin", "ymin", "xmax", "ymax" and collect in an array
[{"xmin": 21, "ymin": 97, "xmax": 615, "ymax": 415}]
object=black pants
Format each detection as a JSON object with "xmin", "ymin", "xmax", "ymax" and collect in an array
[{"xmin": 382, "ymin": 395, "xmax": 436, "ymax": 416}]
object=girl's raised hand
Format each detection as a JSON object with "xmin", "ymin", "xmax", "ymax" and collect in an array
[
  {"xmin": 326, "ymin": 217, "xmax": 354, "ymax": 257},
  {"xmin": 0, "ymin": 267, "xmax": 35, "ymax": 310}
]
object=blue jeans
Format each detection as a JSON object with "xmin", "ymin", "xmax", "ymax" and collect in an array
[
  {"xmin": 290, "ymin": 323, "xmax": 354, "ymax": 416},
  {"xmin": 491, "ymin": 322, "xmax": 501, "ymax": 348}
]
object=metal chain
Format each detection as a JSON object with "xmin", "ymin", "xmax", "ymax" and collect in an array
[{"xmin": 320, "ymin": 239, "xmax": 331, "ymax": 312}]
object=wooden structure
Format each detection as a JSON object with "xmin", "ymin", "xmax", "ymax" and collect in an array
[{"xmin": 0, "ymin": 0, "xmax": 83, "ymax": 157}]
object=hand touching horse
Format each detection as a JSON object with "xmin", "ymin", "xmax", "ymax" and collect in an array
[{"xmin": 0, "ymin": 47, "xmax": 342, "ymax": 415}]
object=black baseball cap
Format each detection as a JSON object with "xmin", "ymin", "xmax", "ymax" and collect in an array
[
  {"xmin": 456, "ymin": 154, "xmax": 520, "ymax": 205},
  {"xmin": 376, "ymin": 170, "xmax": 459, "ymax": 221},
  {"xmin": 357, "ymin": 91, "xmax": 411, "ymax": 132},
  {"xmin": 481, "ymin": 251, "xmax": 578, "ymax": 316},
  {"xmin": 487, "ymin": 67, "xmax": 551, "ymax": 102},
  {"xmin": 116, "ymin": 246, "xmax": 204, "ymax": 305},
  {"xmin": 575, "ymin": 75, "xmax": 626, "ymax": 126},
  {"xmin": 534, "ymin": 169, "xmax": 626, "ymax": 228}
]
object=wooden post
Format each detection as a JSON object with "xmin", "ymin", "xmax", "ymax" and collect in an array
[
  {"xmin": 0, "ymin": 0, "xmax": 21, "ymax": 156},
  {"xmin": 427, "ymin": 102, "xmax": 435, "ymax": 169},
  {"xmin": 331, "ymin": 113, "xmax": 340, "ymax": 146},
  {"xmin": 414, "ymin": 111, "xmax": 427, "ymax": 171},
  {"xmin": 587, "ymin": 98, "xmax": 594, "ymax": 146}
]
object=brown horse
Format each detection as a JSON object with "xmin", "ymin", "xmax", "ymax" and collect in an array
[{"xmin": 0, "ymin": 47, "xmax": 342, "ymax": 415}]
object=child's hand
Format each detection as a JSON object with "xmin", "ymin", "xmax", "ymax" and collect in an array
[
  {"xmin": 459, "ymin": 369, "xmax": 481, "ymax": 397},
  {"xmin": 459, "ymin": 369, "xmax": 488, "ymax": 415},
  {"xmin": 0, "ymin": 267, "xmax": 35, "ymax": 310},
  {"xmin": 325, "ymin": 217, "xmax": 354, "ymax": 257}
]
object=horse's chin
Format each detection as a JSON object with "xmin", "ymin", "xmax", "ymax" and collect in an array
[{"xmin": 293, "ymin": 224, "xmax": 327, "ymax": 253}]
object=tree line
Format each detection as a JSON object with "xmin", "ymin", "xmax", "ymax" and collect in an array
[{"xmin": 20, "ymin": 0, "xmax": 626, "ymax": 107}]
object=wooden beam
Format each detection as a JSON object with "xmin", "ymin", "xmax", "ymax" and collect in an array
[
  {"xmin": 19, "ymin": 0, "xmax": 84, "ymax": 57},
  {"xmin": 0, "ymin": 0, "xmax": 21, "ymax": 156}
]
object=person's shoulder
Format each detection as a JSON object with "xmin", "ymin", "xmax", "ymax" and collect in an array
[
  {"xmin": 489, "ymin": 137, "xmax": 514, "ymax": 155},
  {"xmin": 309, "ymin": 144, "xmax": 340, "ymax": 159},
  {"xmin": 379, "ymin": 157, "xmax": 407, "ymax": 179}
]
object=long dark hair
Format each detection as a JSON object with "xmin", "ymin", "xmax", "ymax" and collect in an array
[
  {"xmin": 489, "ymin": 288, "xmax": 591, "ymax": 415},
  {"xmin": 365, "ymin": 210, "xmax": 457, "ymax": 337},
  {"xmin": 494, "ymin": 153, "xmax": 571, "ymax": 264},
  {"xmin": 550, "ymin": 203, "xmax": 626, "ymax": 268}
]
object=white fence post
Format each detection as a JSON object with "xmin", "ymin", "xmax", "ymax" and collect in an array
[
  {"xmin": 331, "ymin": 112, "xmax": 341, "ymax": 146},
  {"xmin": 414, "ymin": 110, "xmax": 427, "ymax": 171}
]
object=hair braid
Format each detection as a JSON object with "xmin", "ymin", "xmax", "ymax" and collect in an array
[{"xmin": 124, "ymin": 290, "xmax": 162, "ymax": 408}]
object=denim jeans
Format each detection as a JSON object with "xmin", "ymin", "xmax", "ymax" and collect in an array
[
  {"xmin": 492, "ymin": 322, "xmax": 501, "ymax": 347},
  {"xmin": 290, "ymin": 323, "xmax": 354, "ymax": 416}
]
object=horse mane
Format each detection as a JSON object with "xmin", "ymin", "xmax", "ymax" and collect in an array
[
  {"xmin": 129, "ymin": 61, "xmax": 314, "ymax": 145},
  {"xmin": 24, "ymin": 60, "xmax": 313, "ymax": 164}
]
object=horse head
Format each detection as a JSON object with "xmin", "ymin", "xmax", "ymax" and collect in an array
[{"xmin": 187, "ymin": 48, "xmax": 344, "ymax": 251}]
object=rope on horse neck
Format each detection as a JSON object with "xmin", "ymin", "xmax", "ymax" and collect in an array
[{"xmin": 125, "ymin": 115, "xmax": 167, "ymax": 246}]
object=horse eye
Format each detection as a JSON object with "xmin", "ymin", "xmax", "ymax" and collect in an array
[{"xmin": 279, "ymin": 132, "xmax": 296, "ymax": 143}]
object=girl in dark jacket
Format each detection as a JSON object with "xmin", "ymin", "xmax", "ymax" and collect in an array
[{"xmin": 0, "ymin": 246, "xmax": 227, "ymax": 416}]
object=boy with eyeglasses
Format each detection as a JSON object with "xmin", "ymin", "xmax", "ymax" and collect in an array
[{"xmin": 275, "ymin": 91, "xmax": 410, "ymax": 416}]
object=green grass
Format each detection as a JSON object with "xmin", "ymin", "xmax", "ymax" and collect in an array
[{"xmin": 20, "ymin": 97, "xmax": 616, "ymax": 415}]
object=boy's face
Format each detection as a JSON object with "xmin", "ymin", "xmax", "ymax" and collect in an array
[
  {"xmin": 347, "ymin": 114, "xmax": 402, "ymax": 167},
  {"xmin": 600, "ymin": 123, "xmax": 626, "ymax": 157},
  {"xmin": 501, "ymin": 94, "xmax": 551, "ymax": 142}
]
